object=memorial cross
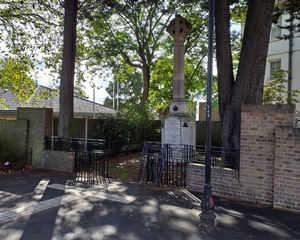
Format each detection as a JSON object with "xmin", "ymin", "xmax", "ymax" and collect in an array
[{"xmin": 166, "ymin": 14, "xmax": 192, "ymax": 114}]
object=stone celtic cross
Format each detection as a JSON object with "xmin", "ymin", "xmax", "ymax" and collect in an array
[{"xmin": 167, "ymin": 14, "xmax": 192, "ymax": 115}]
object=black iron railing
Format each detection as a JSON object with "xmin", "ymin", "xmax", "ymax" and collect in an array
[
  {"xmin": 191, "ymin": 145, "xmax": 240, "ymax": 170},
  {"xmin": 138, "ymin": 142, "xmax": 240, "ymax": 187},
  {"xmin": 44, "ymin": 136, "xmax": 108, "ymax": 189},
  {"xmin": 74, "ymin": 149, "xmax": 109, "ymax": 189},
  {"xmin": 44, "ymin": 136, "xmax": 105, "ymax": 152},
  {"xmin": 138, "ymin": 142, "xmax": 192, "ymax": 187}
]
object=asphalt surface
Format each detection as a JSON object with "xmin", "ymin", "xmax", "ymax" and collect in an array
[{"xmin": 0, "ymin": 169, "xmax": 300, "ymax": 240}]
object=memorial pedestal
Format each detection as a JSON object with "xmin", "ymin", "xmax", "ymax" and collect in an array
[
  {"xmin": 161, "ymin": 15, "xmax": 195, "ymax": 148},
  {"xmin": 162, "ymin": 116, "xmax": 196, "ymax": 146}
]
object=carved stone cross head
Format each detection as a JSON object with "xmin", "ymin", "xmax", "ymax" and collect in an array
[{"xmin": 166, "ymin": 14, "xmax": 192, "ymax": 40}]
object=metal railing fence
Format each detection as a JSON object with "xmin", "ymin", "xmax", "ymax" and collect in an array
[
  {"xmin": 74, "ymin": 149, "xmax": 109, "ymax": 189},
  {"xmin": 44, "ymin": 136, "xmax": 105, "ymax": 152},
  {"xmin": 138, "ymin": 142, "xmax": 240, "ymax": 187},
  {"xmin": 44, "ymin": 136, "xmax": 108, "ymax": 189}
]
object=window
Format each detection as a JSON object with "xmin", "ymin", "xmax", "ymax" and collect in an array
[
  {"xmin": 270, "ymin": 60, "xmax": 281, "ymax": 79},
  {"xmin": 270, "ymin": 26, "xmax": 281, "ymax": 39},
  {"xmin": 270, "ymin": 16, "xmax": 282, "ymax": 39}
]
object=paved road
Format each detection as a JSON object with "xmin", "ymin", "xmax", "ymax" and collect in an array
[{"xmin": 0, "ymin": 169, "xmax": 300, "ymax": 240}]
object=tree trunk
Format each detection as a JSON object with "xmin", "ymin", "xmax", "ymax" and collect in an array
[
  {"xmin": 215, "ymin": 0, "xmax": 236, "ymax": 150},
  {"xmin": 58, "ymin": 0, "xmax": 78, "ymax": 150},
  {"xmin": 215, "ymin": 0, "xmax": 275, "ymax": 151},
  {"xmin": 140, "ymin": 65, "xmax": 150, "ymax": 104}
]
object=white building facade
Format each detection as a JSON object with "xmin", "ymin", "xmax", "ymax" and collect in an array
[{"xmin": 264, "ymin": 14, "xmax": 300, "ymax": 112}]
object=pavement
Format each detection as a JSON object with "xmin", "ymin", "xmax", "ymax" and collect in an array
[{"xmin": 0, "ymin": 169, "xmax": 300, "ymax": 240}]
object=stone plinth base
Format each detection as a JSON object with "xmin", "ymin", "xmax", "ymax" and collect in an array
[{"xmin": 161, "ymin": 116, "xmax": 196, "ymax": 146}]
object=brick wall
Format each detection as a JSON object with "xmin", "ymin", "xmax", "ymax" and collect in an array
[
  {"xmin": 240, "ymin": 104, "xmax": 295, "ymax": 204},
  {"xmin": 274, "ymin": 126, "xmax": 300, "ymax": 212},
  {"xmin": 15, "ymin": 108, "xmax": 75, "ymax": 172},
  {"xmin": 187, "ymin": 104, "xmax": 300, "ymax": 213},
  {"xmin": 0, "ymin": 108, "xmax": 79, "ymax": 174},
  {"xmin": 187, "ymin": 164, "xmax": 244, "ymax": 199},
  {"xmin": 0, "ymin": 119, "xmax": 28, "ymax": 159},
  {"xmin": 17, "ymin": 107, "xmax": 53, "ymax": 167},
  {"xmin": 41, "ymin": 150, "xmax": 74, "ymax": 172}
]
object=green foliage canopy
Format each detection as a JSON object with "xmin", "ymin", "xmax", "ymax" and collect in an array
[
  {"xmin": 263, "ymin": 69, "xmax": 300, "ymax": 105},
  {"xmin": 0, "ymin": 56, "xmax": 37, "ymax": 108},
  {"xmin": 87, "ymin": 0, "xmax": 213, "ymax": 119}
]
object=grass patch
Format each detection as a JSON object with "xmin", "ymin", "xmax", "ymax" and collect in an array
[{"xmin": 107, "ymin": 161, "xmax": 139, "ymax": 182}]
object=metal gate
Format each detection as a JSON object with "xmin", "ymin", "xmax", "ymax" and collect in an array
[
  {"xmin": 74, "ymin": 140, "xmax": 109, "ymax": 190},
  {"xmin": 138, "ymin": 142, "xmax": 191, "ymax": 187},
  {"xmin": 138, "ymin": 141, "xmax": 240, "ymax": 187}
]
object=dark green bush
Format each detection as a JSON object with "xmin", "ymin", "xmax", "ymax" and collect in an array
[{"xmin": 94, "ymin": 114, "xmax": 135, "ymax": 155}]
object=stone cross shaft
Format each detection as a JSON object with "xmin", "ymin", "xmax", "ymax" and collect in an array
[{"xmin": 167, "ymin": 14, "xmax": 192, "ymax": 114}]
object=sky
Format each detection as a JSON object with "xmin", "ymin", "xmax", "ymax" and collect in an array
[
  {"xmin": 37, "ymin": 69, "xmax": 110, "ymax": 105},
  {"xmin": 83, "ymin": 81, "xmax": 110, "ymax": 104}
]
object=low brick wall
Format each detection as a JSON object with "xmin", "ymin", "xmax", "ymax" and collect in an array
[
  {"xmin": 41, "ymin": 150, "xmax": 74, "ymax": 172},
  {"xmin": 0, "ymin": 119, "xmax": 28, "ymax": 155},
  {"xmin": 274, "ymin": 126, "xmax": 300, "ymax": 212},
  {"xmin": 187, "ymin": 104, "xmax": 300, "ymax": 213},
  {"xmin": 187, "ymin": 164, "xmax": 244, "ymax": 199}
]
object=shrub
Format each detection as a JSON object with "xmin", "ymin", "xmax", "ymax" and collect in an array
[
  {"xmin": 94, "ymin": 114, "xmax": 135, "ymax": 155},
  {"xmin": 263, "ymin": 69, "xmax": 300, "ymax": 105}
]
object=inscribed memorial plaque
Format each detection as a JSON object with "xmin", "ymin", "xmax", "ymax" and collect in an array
[{"xmin": 164, "ymin": 117, "xmax": 180, "ymax": 145}]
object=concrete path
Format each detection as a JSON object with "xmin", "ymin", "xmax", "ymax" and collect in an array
[{"xmin": 0, "ymin": 169, "xmax": 300, "ymax": 240}]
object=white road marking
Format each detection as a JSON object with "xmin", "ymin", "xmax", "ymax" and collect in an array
[{"xmin": 0, "ymin": 183, "xmax": 136, "ymax": 224}]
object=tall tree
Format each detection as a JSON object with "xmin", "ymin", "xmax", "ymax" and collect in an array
[
  {"xmin": 0, "ymin": 1, "xmax": 63, "ymax": 106},
  {"xmin": 58, "ymin": 0, "xmax": 78, "ymax": 146},
  {"xmin": 0, "ymin": 1, "xmax": 110, "ymax": 143},
  {"xmin": 215, "ymin": 0, "xmax": 275, "ymax": 150},
  {"xmin": 89, "ymin": 1, "xmax": 178, "ymax": 104},
  {"xmin": 87, "ymin": 1, "xmax": 210, "ymax": 119},
  {"xmin": 88, "ymin": 1, "xmax": 208, "ymax": 105}
]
